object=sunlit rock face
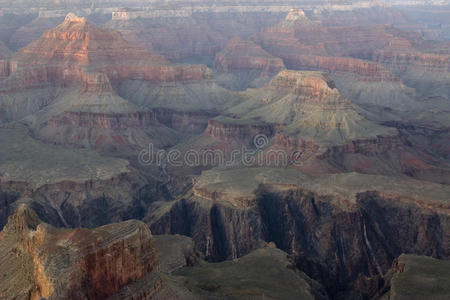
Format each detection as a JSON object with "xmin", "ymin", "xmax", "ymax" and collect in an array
[
  {"xmin": 3, "ymin": 13, "xmax": 210, "ymax": 91},
  {"xmin": 0, "ymin": 204, "xmax": 159, "ymax": 300}
]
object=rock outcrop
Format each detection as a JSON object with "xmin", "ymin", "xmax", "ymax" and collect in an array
[
  {"xmin": 0, "ymin": 127, "xmax": 167, "ymax": 230},
  {"xmin": 0, "ymin": 204, "xmax": 158, "ymax": 300},
  {"xmin": 381, "ymin": 254, "xmax": 450, "ymax": 300},
  {"xmin": 147, "ymin": 168, "xmax": 450, "ymax": 299},
  {"xmin": 226, "ymin": 70, "xmax": 398, "ymax": 148},
  {"xmin": 2, "ymin": 13, "xmax": 210, "ymax": 91}
]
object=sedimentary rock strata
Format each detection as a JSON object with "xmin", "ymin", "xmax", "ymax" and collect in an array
[
  {"xmin": 149, "ymin": 167, "xmax": 450, "ymax": 298},
  {"xmin": 0, "ymin": 204, "xmax": 158, "ymax": 300}
]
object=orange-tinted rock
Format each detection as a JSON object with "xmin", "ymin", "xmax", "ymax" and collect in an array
[
  {"xmin": 0, "ymin": 204, "xmax": 159, "ymax": 300},
  {"xmin": 4, "ymin": 13, "xmax": 211, "ymax": 91},
  {"xmin": 268, "ymin": 69, "xmax": 339, "ymax": 96},
  {"xmin": 214, "ymin": 37, "xmax": 285, "ymax": 73}
]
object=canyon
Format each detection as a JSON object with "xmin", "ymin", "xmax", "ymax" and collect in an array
[{"xmin": 0, "ymin": 2, "xmax": 449, "ymax": 300}]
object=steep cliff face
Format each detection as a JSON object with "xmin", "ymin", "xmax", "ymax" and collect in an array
[
  {"xmin": 0, "ymin": 126, "xmax": 171, "ymax": 230},
  {"xmin": 381, "ymin": 254, "xmax": 450, "ymax": 300},
  {"xmin": 147, "ymin": 168, "xmax": 450, "ymax": 299},
  {"xmin": 38, "ymin": 110, "xmax": 177, "ymax": 151},
  {"xmin": 0, "ymin": 171, "xmax": 157, "ymax": 229},
  {"xmin": 0, "ymin": 204, "xmax": 159, "ymax": 300}
]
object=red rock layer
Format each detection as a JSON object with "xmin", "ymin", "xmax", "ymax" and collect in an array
[
  {"xmin": 281, "ymin": 55, "xmax": 399, "ymax": 82},
  {"xmin": 268, "ymin": 70, "xmax": 340, "ymax": 98},
  {"xmin": 5, "ymin": 13, "xmax": 210, "ymax": 91},
  {"xmin": 214, "ymin": 37, "xmax": 285, "ymax": 73}
]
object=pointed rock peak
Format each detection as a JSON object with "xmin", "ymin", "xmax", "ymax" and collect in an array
[
  {"xmin": 56, "ymin": 13, "xmax": 89, "ymax": 32},
  {"xmin": 285, "ymin": 8, "xmax": 309, "ymax": 22},
  {"xmin": 280, "ymin": 8, "xmax": 315, "ymax": 28},
  {"xmin": 4, "ymin": 204, "xmax": 41, "ymax": 233},
  {"xmin": 64, "ymin": 13, "xmax": 86, "ymax": 25},
  {"xmin": 269, "ymin": 70, "xmax": 339, "ymax": 97}
]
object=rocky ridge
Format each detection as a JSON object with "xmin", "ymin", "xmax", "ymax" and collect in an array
[{"xmin": 148, "ymin": 167, "xmax": 450, "ymax": 298}]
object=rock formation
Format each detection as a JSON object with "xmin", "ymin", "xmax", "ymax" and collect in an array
[
  {"xmin": 23, "ymin": 70, "xmax": 180, "ymax": 152},
  {"xmin": 0, "ymin": 204, "xmax": 158, "ymax": 300},
  {"xmin": 8, "ymin": 13, "xmax": 209, "ymax": 88},
  {"xmin": 148, "ymin": 167, "xmax": 450, "ymax": 298},
  {"xmin": 253, "ymin": 8, "xmax": 450, "ymax": 127},
  {"xmin": 0, "ymin": 4, "xmax": 449, "ymax": 300},
  {"xmin": 225, "ymin": 70, "xmax": 398, "ymax": 149},
  {"xmin": 381, "ymin": 254, "xmax": 450, "ymax": 300}
]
